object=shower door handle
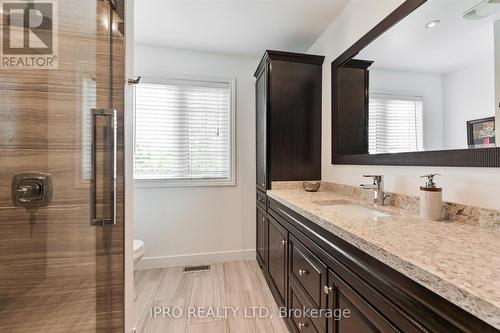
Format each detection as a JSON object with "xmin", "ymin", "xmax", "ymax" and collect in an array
[{"xmin": 90, "ymin": 108, "xmax": 117, "ymax": 226}]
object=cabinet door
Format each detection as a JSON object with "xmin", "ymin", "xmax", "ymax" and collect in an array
[
  {"xmin": 256, "ymin": 205, "xmax": 268, "ymax": 270},
  {"xmin": 256, "ymin": 67, "xmax": 267, "ymax": 191},
  {"xmin": 327, "ymin": 270, "xmax": 398, "ymax": 333},
  {"xmin": 337, "ymin": 62, "xmax": 370, "ymax": 156},
  {"xmin": 268, "ymin": 215, "xmax": 288, "ymax": 305}
]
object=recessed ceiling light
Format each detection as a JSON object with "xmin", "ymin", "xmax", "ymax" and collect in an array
[{"xmin": 425, "ymin": 20, "xmax": 441, "ymax": 29}]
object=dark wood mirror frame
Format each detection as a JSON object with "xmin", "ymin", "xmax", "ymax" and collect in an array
[{"xmin": 331, "ymin": 0, "xmax": 500, "ymax": 167}]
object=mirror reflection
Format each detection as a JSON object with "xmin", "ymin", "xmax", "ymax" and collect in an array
[{"xmin": 339, "ymin": 0, "xmax": 500, "ymax": 155}]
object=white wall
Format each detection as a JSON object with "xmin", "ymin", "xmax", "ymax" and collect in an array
[
  {"xmin": 370, "ymin": 68, "xmax": 444, "ymax": 150},
  {"xmin": 494, "ymin": 20, "xmax": 500, "ymax": 142},
  {"xmin": 443, "ymin": 60, "xmax": 496, "ymax": 149},
  {"xmin": 133, "ymin": 45, "xmax": 259, "ymax": 268},
  {"xmin": 308, "ymin": 0, "xmax": 500, "ymax": 210}
]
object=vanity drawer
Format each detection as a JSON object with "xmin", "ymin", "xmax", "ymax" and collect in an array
[
  {"xmin": 289, "ymin": 282, "xmax": 321, "ymax": 333},
  {"xmin": 290, "ymin": 235, "xmax": 328, "ymax": 310}
]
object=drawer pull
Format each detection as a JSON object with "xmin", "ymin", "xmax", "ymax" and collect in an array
[
  {"xmin": 298, "ymin": 269, "xmax": 309, "ymax": 276},
  {"xmin": 298, "ymin": 322, "xmax": 307, "ymax": 330},
  {"xmin": 323, "ymin": 285, "xmax": 333, "ymax": 295},
  {"xmin": 282, "ymin": 239, "xmax": 287, "ymax": 246}
]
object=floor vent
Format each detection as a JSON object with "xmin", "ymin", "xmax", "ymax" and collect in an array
[{"xmin": 183, "ymin": 265, "xmax": 211, "ymax": 273}]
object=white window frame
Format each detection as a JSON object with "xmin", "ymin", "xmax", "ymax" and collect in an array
[{"xmin": 133, "ymin": 75, "xmax": 236, "ymax": 188}]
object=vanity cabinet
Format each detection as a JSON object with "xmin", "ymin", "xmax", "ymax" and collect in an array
[
  {"xmin": 262, "ymin": 198, "xmax": 498, "ymax": 333},
  {"xmin": 268, "ymin": 215, "xmax": 288, "ymax": 307},
  {"xmin": 288, "ymin": 268, "xmax": 399, "ymax": 333},
  {"xmin": 255, "ymin": 50, "xmax": 324, "ymax": 287}
]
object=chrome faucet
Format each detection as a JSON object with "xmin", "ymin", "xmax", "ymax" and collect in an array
[{"xmin": 360, "ymin": 175, "xmax": 386, "ymax": 206}]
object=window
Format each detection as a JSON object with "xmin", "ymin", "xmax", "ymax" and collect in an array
[
  {"xmin": 368, "ymin": 93, "xmax": 423, "ymax": 154},
  {"xmin": 134, "ymin": 77, "xmax": 235, "ymax": 186}
]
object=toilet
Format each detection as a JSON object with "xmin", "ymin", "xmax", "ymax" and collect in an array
[
  {"xmin": 133, "ymin": 239, "xmax": 145, "ymax": 267},
  {"xmin": 133, "ymin": 239, "xmax": 145, "ymax": 301}
]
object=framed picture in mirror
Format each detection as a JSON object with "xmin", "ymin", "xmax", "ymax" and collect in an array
[{"xmin": 467, "ymin": 117, "xmax": 496, "ymax": 149}]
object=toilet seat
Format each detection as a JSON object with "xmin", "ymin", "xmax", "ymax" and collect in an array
[
  {"xmin": 133, "ymin": 239, "xmax": 144, "ymax": 254},
  {"xmin": 133, "ymin": 239, "xmax": 145, "ymax": 302}
]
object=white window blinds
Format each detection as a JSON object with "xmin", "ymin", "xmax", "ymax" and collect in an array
[
  {"xmin": 134, "ymin": 78, "xmax": 234, "ymax": 184},
  {"xmin": 368, "ymin": 94, "xmax": 423, "ymax": 154}
]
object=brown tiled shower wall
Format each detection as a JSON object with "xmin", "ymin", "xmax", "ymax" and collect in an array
[{"xmin": 0, "ymin": 1, "xmax": 125, "ymax": 332}]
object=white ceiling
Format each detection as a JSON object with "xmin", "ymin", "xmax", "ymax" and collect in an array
[
  {"xmin": 357, "ymin": 0, "xmax": 500, "ymax": 74},
  {"xmin": 134, "ymin": 0, "xmax": 349, "ymax": 57}
]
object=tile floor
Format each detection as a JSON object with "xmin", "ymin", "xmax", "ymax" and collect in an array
[{"xmin": 133, "ymin": 260, "xmax": 289, "ymax": 333}]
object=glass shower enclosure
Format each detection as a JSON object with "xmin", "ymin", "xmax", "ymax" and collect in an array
[{"xmin": 0, "ymin": 0, "xmax": 125, "ymax": 331}]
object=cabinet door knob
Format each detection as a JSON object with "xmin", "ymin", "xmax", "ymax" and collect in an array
[
  {"xmin": 298, "ymin": 269, "xmax": 309, "ymax": 276},
  {"xmin": 324, "ymin": 285, "xmax": 333, "ymax": 295},
  {"xmin": 298, "ymin": 322, "xmax": 307, "ymax": 330},
  {"xmin": 281, "ymin": 239, "xmax": 287, "ymax": 246}
]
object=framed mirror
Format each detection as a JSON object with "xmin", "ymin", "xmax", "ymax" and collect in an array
[{"xmin": 332, "ymin": 0, "xmax": 500, "ymax": 167}]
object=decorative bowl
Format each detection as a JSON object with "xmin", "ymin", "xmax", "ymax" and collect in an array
[{"xmin": 303, "ymin": 181, "xmax": 321, "ymax": 192}]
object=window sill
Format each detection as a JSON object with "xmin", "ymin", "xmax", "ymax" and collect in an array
[{"xmin": 133, "ymin": 179, "xmax": 236, "ymax": 188}]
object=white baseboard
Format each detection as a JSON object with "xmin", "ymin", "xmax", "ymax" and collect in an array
[{"xmin": 136, "ymin": 249, "xmax": 256, "ymax": 270}]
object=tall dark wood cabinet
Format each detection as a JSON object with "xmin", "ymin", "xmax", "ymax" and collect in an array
[
  {"xmin": 336, "ymin": 59, "xmax": 373, "ymax": 156},
  {"xmin": 254, "ymin": 50, "xmax": 324, "ymax": 273},
  {"xmin": 256, "ymin": 68, "xmax": 268, "ymax": 193},
  {"xmin": 255, "ymin": 50, "xmax": 324, "ymax": 192}
]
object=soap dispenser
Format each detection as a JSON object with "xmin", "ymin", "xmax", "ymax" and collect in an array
[{"xmin": 420, "ymin": 174, "xmax": 443, "ymax": 221}]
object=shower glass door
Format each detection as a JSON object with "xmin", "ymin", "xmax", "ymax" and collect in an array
[{"xmin": 0, "ymin": 0, "xmax": 125, "ymax": 332}]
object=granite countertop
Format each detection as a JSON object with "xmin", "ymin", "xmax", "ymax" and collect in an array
[{"xmin": 267, "ymin": 188, "xmax": 500, "ymax": 330}]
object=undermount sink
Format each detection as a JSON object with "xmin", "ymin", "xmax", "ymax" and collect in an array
[{"xmin": 312, "ymin": 200, "xmax": 390, "ymax": 218}]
